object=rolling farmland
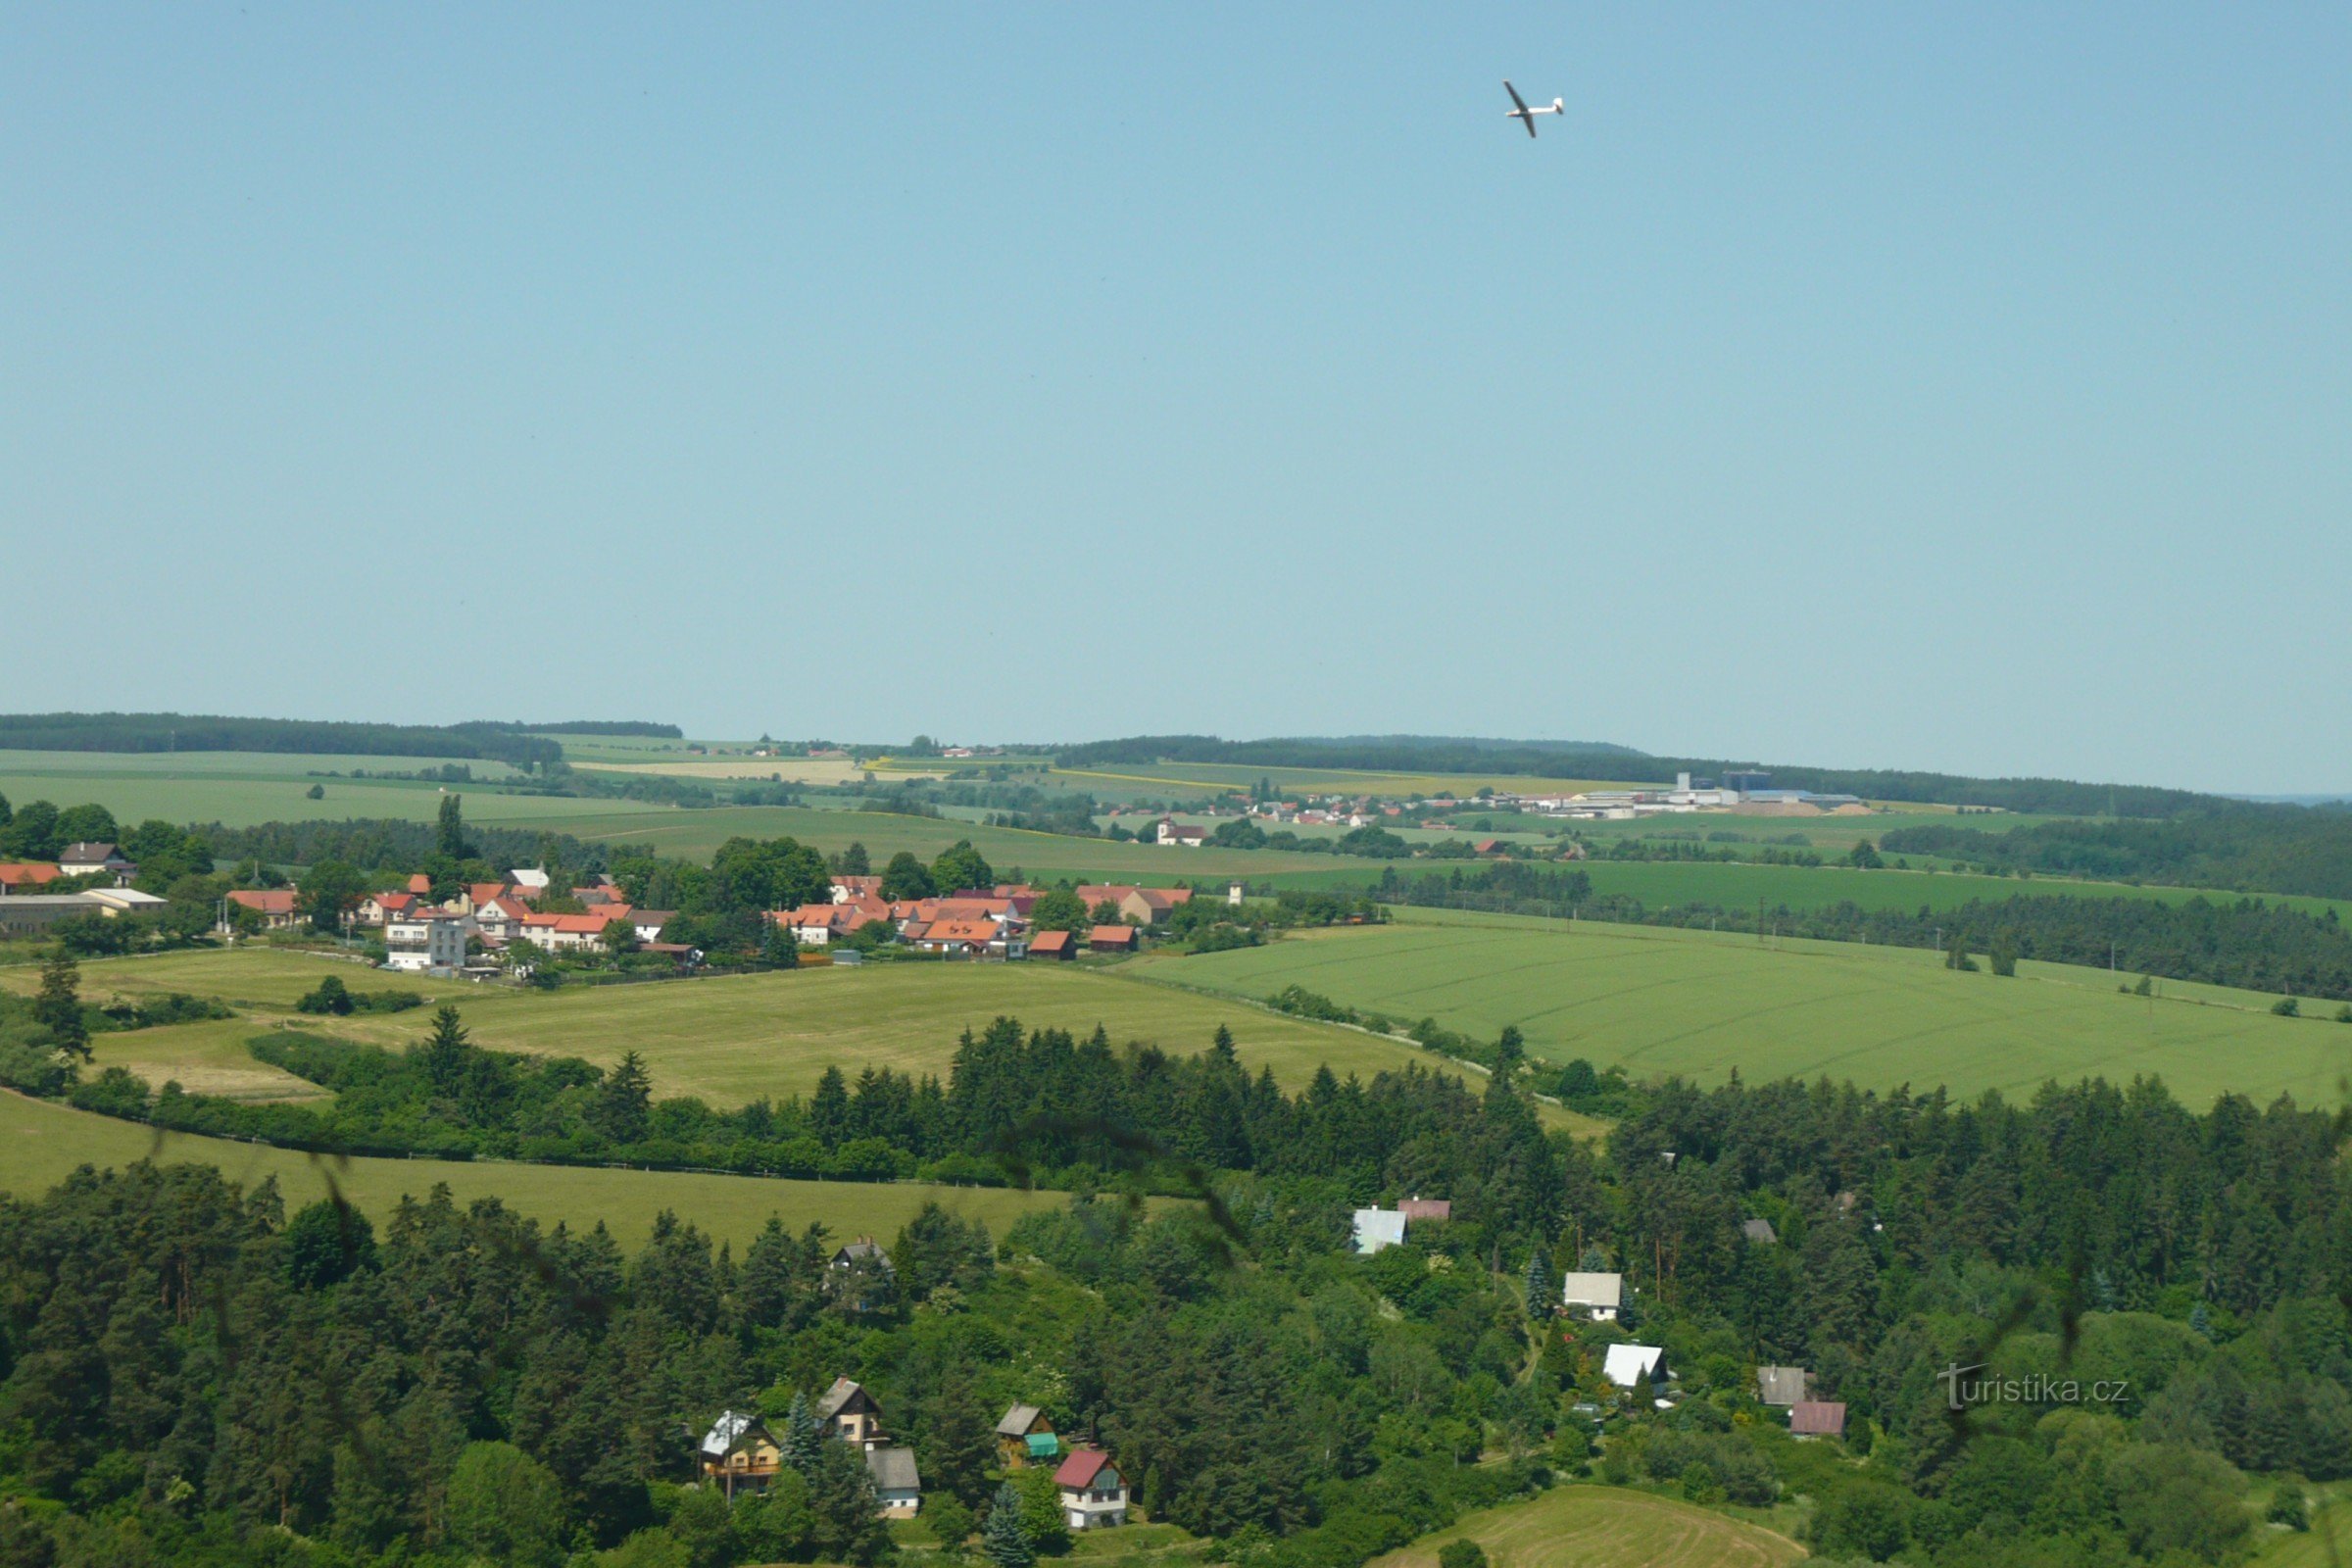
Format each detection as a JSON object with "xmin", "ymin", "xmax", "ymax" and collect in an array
[
  {"xmin": 1143, "ymin": 908, "xmax": 2352, "ymax": 1108},
  {"xmin": 0, "ymin": 1089, "xmax": 1075, "ymax": 1249},
  {"xmin": 1367, "ymin": 1486, "xmax": 1802, "ymax": 1568},
  {"xmin": 4, "ymin": 948, "xmax": 1498, "ymax": 1111}
]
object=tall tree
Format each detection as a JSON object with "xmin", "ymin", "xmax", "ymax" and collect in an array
[
  {"xmin": 931, "ymin": 840, "xmax": 995, "ymax": 896},
  {"xmin": 982, "ymin": 1481, "xmax": 1035, "ymax": 1568},
  {"xmin": 595, "ymin": 1052, "xmax": 653, "ymax": 1145},
  {"xmin": 435, "ymin": 794, "xmax": 468, "ymax": 859},
  {"xmin": 879, "ymin": 852, "xmax": 936, "ymax": 902},
  {"xmin": 419, "ymin": 1006, "xmax": 470, "ymax": 1098},
  {"xmin": 33, "ymin": 952, "xmax": 89, "ymax": 1061}
]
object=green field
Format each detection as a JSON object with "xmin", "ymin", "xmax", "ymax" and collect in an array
[
  {"xmin": 0, "ymin": 1089, "xmax": 1072, "ymax": 1249},
  {"xmin": 1139, "ymin": 908, "xmax": 2352, "ymax": 1108},
  {"xmin": 1368, "ymin": 1485, "xmax": 1801, "ymax": 1568},
  {"xmin": 1051, "ymin": 760, "xmax": 1656, "ymax": 801},
  {"xmin": 5, "ymin": 947, "xmax": 1504, "ymax": 1112}
]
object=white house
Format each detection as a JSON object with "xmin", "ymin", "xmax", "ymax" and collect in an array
[
  {"xmin": 384, "ymin": 912, "xmax": 470, "ymax": 974},
  {"xmin": 1351, "ymin": 1208, "xmax": 1407, "ymax": 1255},
  {"xmin": 1602, "ymin": 1344, "xmax": 1669, "ymax": 1390},
  {"xmin": 1155, "ymin": 820, "xmax": 1206, "ymax": 847},
  {"xmin": 58, "ymin": 843, "xmax": 135, "ymax": 883},
  {"xmin": 1054, "ymin": 1449, "xmax": 1129, "ymax": 1531},
  {"xmin": 1561, "ymin": 1271, "xmax": 1624, "ymax": 1321}
]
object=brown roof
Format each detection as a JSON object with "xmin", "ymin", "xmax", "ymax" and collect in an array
[
  {"xmin": 1054, "ymin": 1448, "xmax": 1119, "ymax": 1490},
  {"xmin": 1398, "ymin": 1198, "xmax": 1452, "ymax": 1222},
  {"xmin": 1789, "ymin": 1400, "xmax": 1846, "ymax": 1437},
  {"xmin": 228, "ymin": 889, "xmax": 299, "ymax": 914},
  {"xmin": 1089, "ymin": 925, "xmax": 1137, "ymax": 949}
]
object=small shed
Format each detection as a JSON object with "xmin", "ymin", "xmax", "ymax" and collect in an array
[
  {"xmin": 866, "ymin": 1446, "xmax": 923, "ymax": 1516},
  {"xmin": 996, "ymin": 1403, "xmax": 1057, "ymax": 1466}
]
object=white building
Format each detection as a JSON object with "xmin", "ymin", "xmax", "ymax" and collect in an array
[
  {"xmin": 1561, "ymin": 1271, "xmax": 1624, "ymax": 1321},
  {"xmin": 1602, "ymin": 1343, "xmax": 1669, "ymax": 1390},
  {"xmin": 1054, "ymin": 1449, "xmax": 1129, "ymax": 1531},
  {"xmin": 384, "ymin": 912, "xmax": 469, "ymax": 974},
  {"xmin": 1351, "ymin": 1208, "xmax": 1407, "ymax": 1255}
]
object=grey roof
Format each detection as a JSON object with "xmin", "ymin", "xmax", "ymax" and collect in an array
[
  {"xmin": 702, "ymin": 1410, "xmax": 763, "ymax": 1456},
  {"xmin": 1351, "ymin": 1208, "xmax": 1407, "ymax": 1254},
  {"xmin": 1757, "ymin": 1366, "xmax": 1809, "ymax": 1406},
  {"xmin": 832, "ymin": 1239, "xmax": 893, "ymax": 1270},
  {"xmin": 996, "ymin": 1403, "xmax": 1047, "ymax": 1437},
  {"xmin": 818, "ymin": 1377, "xmax": 874, "ymax": 1420},
  {"xmin": 60, "ymin": 842, "xmax": 122, "ymax": 862},
  {"xmin": 1561, "ymin": 1271, "xmax": 1624, "ymax": 1309},
  {"xmin": 866, "ymin": 1446, "xmax": 921, "ymax": 1493},
  {"xmin": 1742, "ymin": 1218, "xmax": 1779, "ymax": 1245}
]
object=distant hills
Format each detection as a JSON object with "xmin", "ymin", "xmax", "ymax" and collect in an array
[{"xmin": 0, "ymin": 712, "xmax": 678, "ymax": 770}]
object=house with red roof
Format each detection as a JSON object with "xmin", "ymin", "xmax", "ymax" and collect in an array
[
  {"xmin": 1088, "ymin": 925, "xmax": 1138, "ymax": 955},
  {"xmin": 0, "ymin": 863, "xmax": 63, "ymax": 896},
  {"xmin": 226, "ymin": 888, "xmax": 303, "ymax": 930},
  {"xmin": 517, "ymin": 906, "xmax": 635, "ymax": 953},
  {"xmin": 1053, "ymin": 1449, "xmax": 1129, "ymax": 1531},
  {"xmin": 1029, "ymin": 930, "xmax": 1076, "ymax": 960},
  {"xmin": 909, "ymin": 918, "xmax": 1025, "ymax": 958}
]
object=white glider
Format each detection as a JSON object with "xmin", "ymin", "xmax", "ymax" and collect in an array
[{"xmin": 1503, "ymin": 80, "xmax": 1564, "ymax": 138}]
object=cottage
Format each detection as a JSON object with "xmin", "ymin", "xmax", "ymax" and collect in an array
[
  {"xmin": 866, "ymin": 1446, "xmax": 922, "ymax": 1516},
  {"xmin": 1756, "ymin": 1366, "xmax": 1810, "ymax": 1407},
  {"xmin": 831, "ymin": 1239, "xmax": 894, "ymax": 1272},
  {"xmin": 1560, "ymin": 1271, "xmax": 1625, "ymax": 1321},
  {"xmin": 701, "ymin": 1411, "xmax": 783, "ymax": 1496},
  {"xmin": 1029, "ymin": 930, "xmax": 1076, "ymax": 961},
  {"xmin": 1398, "ymin": 1197, "xmax": 1452, "ymax": 1225},
  {"xmin": 818, "ymin": 1378, "xmax": 887, "ymax": 1449},
  {"xmin": 225, "ymin": 888, "xmax": 303, "ymax": 931},
  {"xmin": 630, "ymin": 909, "xmax": 677, "ymax": 944},
  {"xmin": 1602, "ymin": 1344, "xmax": 1670, "ymax": 1391},
  {"xmin": 1350, "ymin": 1208, "xmax": 1407, "ymax": 1255},
  {"xmin": 1154, "ymin": 820, "xmax": 1206, "ymax": 848},
  {"xmin": 1054, "ymin": 1448, "xmax": 1129, "ymax": 1531},
  {"xmin": 1088, "ymin": 924, "xmax": 1137, "ymax": 955},
  {"xmin": 356, "ymin": 890, "xmax": 419, "ymax": 927},
  {"xmin": 1789, "ymin": 1400, "xmax": 1847, "ymax": 1440},
  {"xmin": 58, "ymin": 843, "xmax": 135, "ymax": 883},
  {"xmin": 996, "ymin": 1404, "xmax": 1058, "ymax": 1467}
]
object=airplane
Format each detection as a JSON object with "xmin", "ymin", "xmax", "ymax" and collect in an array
[{"xmin": 1502, "ymin": 80, "xmax": 1564, "ymax": 138}]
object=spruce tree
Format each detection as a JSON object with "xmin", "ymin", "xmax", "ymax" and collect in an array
[
  {"xmin": 33, "ymin": 952, "xmax": 88, "ymax": 1061},
  {"xmin": 1523, "ymin": 1246, "xmax": 1550, "ymax": 1321},
  {"xmin": 782, "ymin": 1391, "xmax": 823, "ymax": 1472},
  {"xmin": 420, "ymin": 1005, "xmax": 470, "ymax": 1098},
  {"xmin": 983, "ymin": 1481, "xmax": 1034, "ymax": 1568}
]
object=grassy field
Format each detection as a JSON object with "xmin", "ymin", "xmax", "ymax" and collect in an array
[
  {"xmin": 6, "ymin": 948, "xmax": 1497, "ymax": 1111},
  {"xmin": 1367, "ymin": 1485, "xmax": 1801, "ymax": 1568},
  {"xmin": 1051, "ymin": 761, "xmax": 1657, "ymax": 801},
  {"xmin": 0, "ymin": 1090, "xmax": 1072, "ymax": 1249},
  {"xmin": 1139, "ymin": 907, "xmax": 2352, "ymax": 1108}
]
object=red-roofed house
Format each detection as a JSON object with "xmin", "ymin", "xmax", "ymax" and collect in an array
[
  {"xmin": 517, "ymin": 909, "xmax": 632, "ymax": 953},
  {"xmin": 830, "ymin": 876, "xmax": 884, "ymax": 904},
  {"xmin": 226, "ymin": 889, "xmax": 303, "ymax": 931},
  {"xmin": 406, "ymin": 873, "xmax": 432, "ymax": 896},
  {"xmin": 1053, "ymin": 1449, "xmax": 1129, "ymax": 1531},
  {"xmin": 911, "ymin": 918, "xmax": 1024, "ymax": 958},
  {"xmin": 1030, "ymin": 930, "xmax": 1076, "ymax": 960},
  {"xmin": 357, "ymin": 890, "xmax": 419, "ymax": 927},
  {"xmin": 1088, "ymin": 925, "xmax": 1137, "ymax": 954},
  {"xmin": 471, "ymin": 895, "xmax": 533, "ymax": 944}
]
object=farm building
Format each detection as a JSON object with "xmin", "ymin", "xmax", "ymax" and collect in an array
[
  {"xmin": 1603, "ymin": 1344, "xmax": 1670, "ymax": 1391},
  {"xmin": 819, "ymin": 1378, "xmax": 887, "ymax": 1449},
  {"xmin": 0, "ymin": 896, "xmax": 107, "ymax": 938},
  {"xmin": 1561, "ymin": 1271, "xmax": 1624, "ymax": 1321},
  {"xmin": 865, "ymin": 1446, "xmax": 922, "ymax": 1516},
  {"xmin": 1154, "ymin": 821, "xmax": 1206, "ymax": 847},
  {"xmin": 1351, "ymin": 1209, "xmax": 1407, "ymax": 1255},
  {"xmin": 1030, "ymin": 930, "xmax": 1076, "ymax": 960},
  {"xmin": 1054, "ymin": 1448, "xmax": 1130, "ymax": 1530},
  {"xmin": 996, "ymin": 1404, "xmax": 1057, "ymax": 1466},
  {"xmin": 1088, "ymin": 925, "xmax": 1138, "ymax": 954},
  {"xmin": 1790, "ymin": 1400, "xmax": 1847, "ymax": 1440},
  {"xmin": 1756, "ymin": 1366, "xmax": 1809, "ymax": 1406},
  {"xmin": 701, "ymin": 1411, "xmax": 782, "ymax": 1496}
]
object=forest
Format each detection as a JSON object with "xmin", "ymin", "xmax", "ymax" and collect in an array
[
  {"xmin": 0, "ymin": 713, "xmax": 567, "ymax": 770},
  {"xmin": 1884, "ymin": 809, "xmax": 2352, "ymax": 903},
  {"xmin": 3, "ymin": 1015, "xmax": 2346, "ymax": 1568}
]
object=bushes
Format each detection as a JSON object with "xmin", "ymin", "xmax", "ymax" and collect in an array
[{"xmin": 295, "ymin": 974, "xmax": 423, "ymax": 1015}]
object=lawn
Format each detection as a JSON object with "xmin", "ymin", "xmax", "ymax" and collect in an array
[
  {"xmin": 0, "ymin": 1090, "xmax": 1074, "ymax": 1250},
  {"xmin": 1138, "ymin": 908, "xmax": 2352, "ymax": 1108},
  {"xmin": 10, "ymin": 947, "xmax": 1494, "ymax": 1111},
  {"xmin": 1366, "ymin": 1484, "xmax": 1801, "ymax": 1568}
]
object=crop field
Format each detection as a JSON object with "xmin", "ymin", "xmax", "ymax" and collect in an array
[
  {"xmin": 574, "ymin": 758, "xmax": 948, "ymax": 785},
  {"xmin": 1367, "ymin": 1485, "xmax": 1801, "ymax": 1568},
  {"xmin": 1141, "ymin": 908, "xmax": 2352, "ymax": 1108},
  {"xmin": 0, "ymin": 1090, "xmax": 1075, "ymax": 1249},
  {"xmin": 4, "ymin": 948, "xmax": 1495, "ymax": 1111}
]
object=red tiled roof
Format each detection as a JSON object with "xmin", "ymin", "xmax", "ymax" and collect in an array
[
  {"xmin": 1054, "ymin": 1448, "xmax": 1117, "ymax": 1489},
  {"xmin": 228, "ymin": 889, "xmax": 298, "ymax": 914},
  {"xmin": 1089, "ymin": 925, "xmax": 1137, "ymax": 948},
  {"xmin": 922, "ymin": 919, "xmax": 1000, "ymax": 943},
  {"xmin": 1030, "ymin": 930, "xmax": 1074, "ymax": 954},
  {"xmin": 407, "ymin": 874, "xmax": 432, "ymax": 895},
  {"xmin": 0, "ymin": 863, "xmax": 63, "ymax": 888}
]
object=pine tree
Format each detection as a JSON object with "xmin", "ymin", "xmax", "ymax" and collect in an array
[
  {"xmin": 594, "ymin": 1052, "xmax": 653, "ymax": 1145},
  {"xmin": 982, "ymin": 1481, "xmax": 1034, "ymax": 1568},
  {"xmin": 782, "ymin": 1391, "xmax": 823, "ymax": 1472},
  {"xmin": 420, "ymin": 1005, "xmax": 470, "ymax": 1098},
  {"xmin": 1523, "ymin": 1246, "xmax": 1550, "ymax": 1321},
  {"xmin": 919, "ymin": 1363, "xmax": 998, "ymax": 1508},
  {"xmin": 435, "ymin": 793, "xmax": 467, "ymax": 858},
  {"xmin": 33, "ymin": 952, "xmax": 88, "ymax": 1061}
]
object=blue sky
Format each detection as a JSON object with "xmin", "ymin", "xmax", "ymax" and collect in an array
[{"xmin": 4, "ymin": 5, "xmax": 2345, "ymax": 792}]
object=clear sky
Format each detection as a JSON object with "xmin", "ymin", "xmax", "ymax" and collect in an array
[{"xmin": 5, "ymin": 6, "xmax": 2345, "ymax": 792}]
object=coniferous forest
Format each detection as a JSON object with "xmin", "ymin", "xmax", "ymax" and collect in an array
[{"xmin": 4, "ymin": 1005, "xmax": 2352, "ymax": 1568}]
